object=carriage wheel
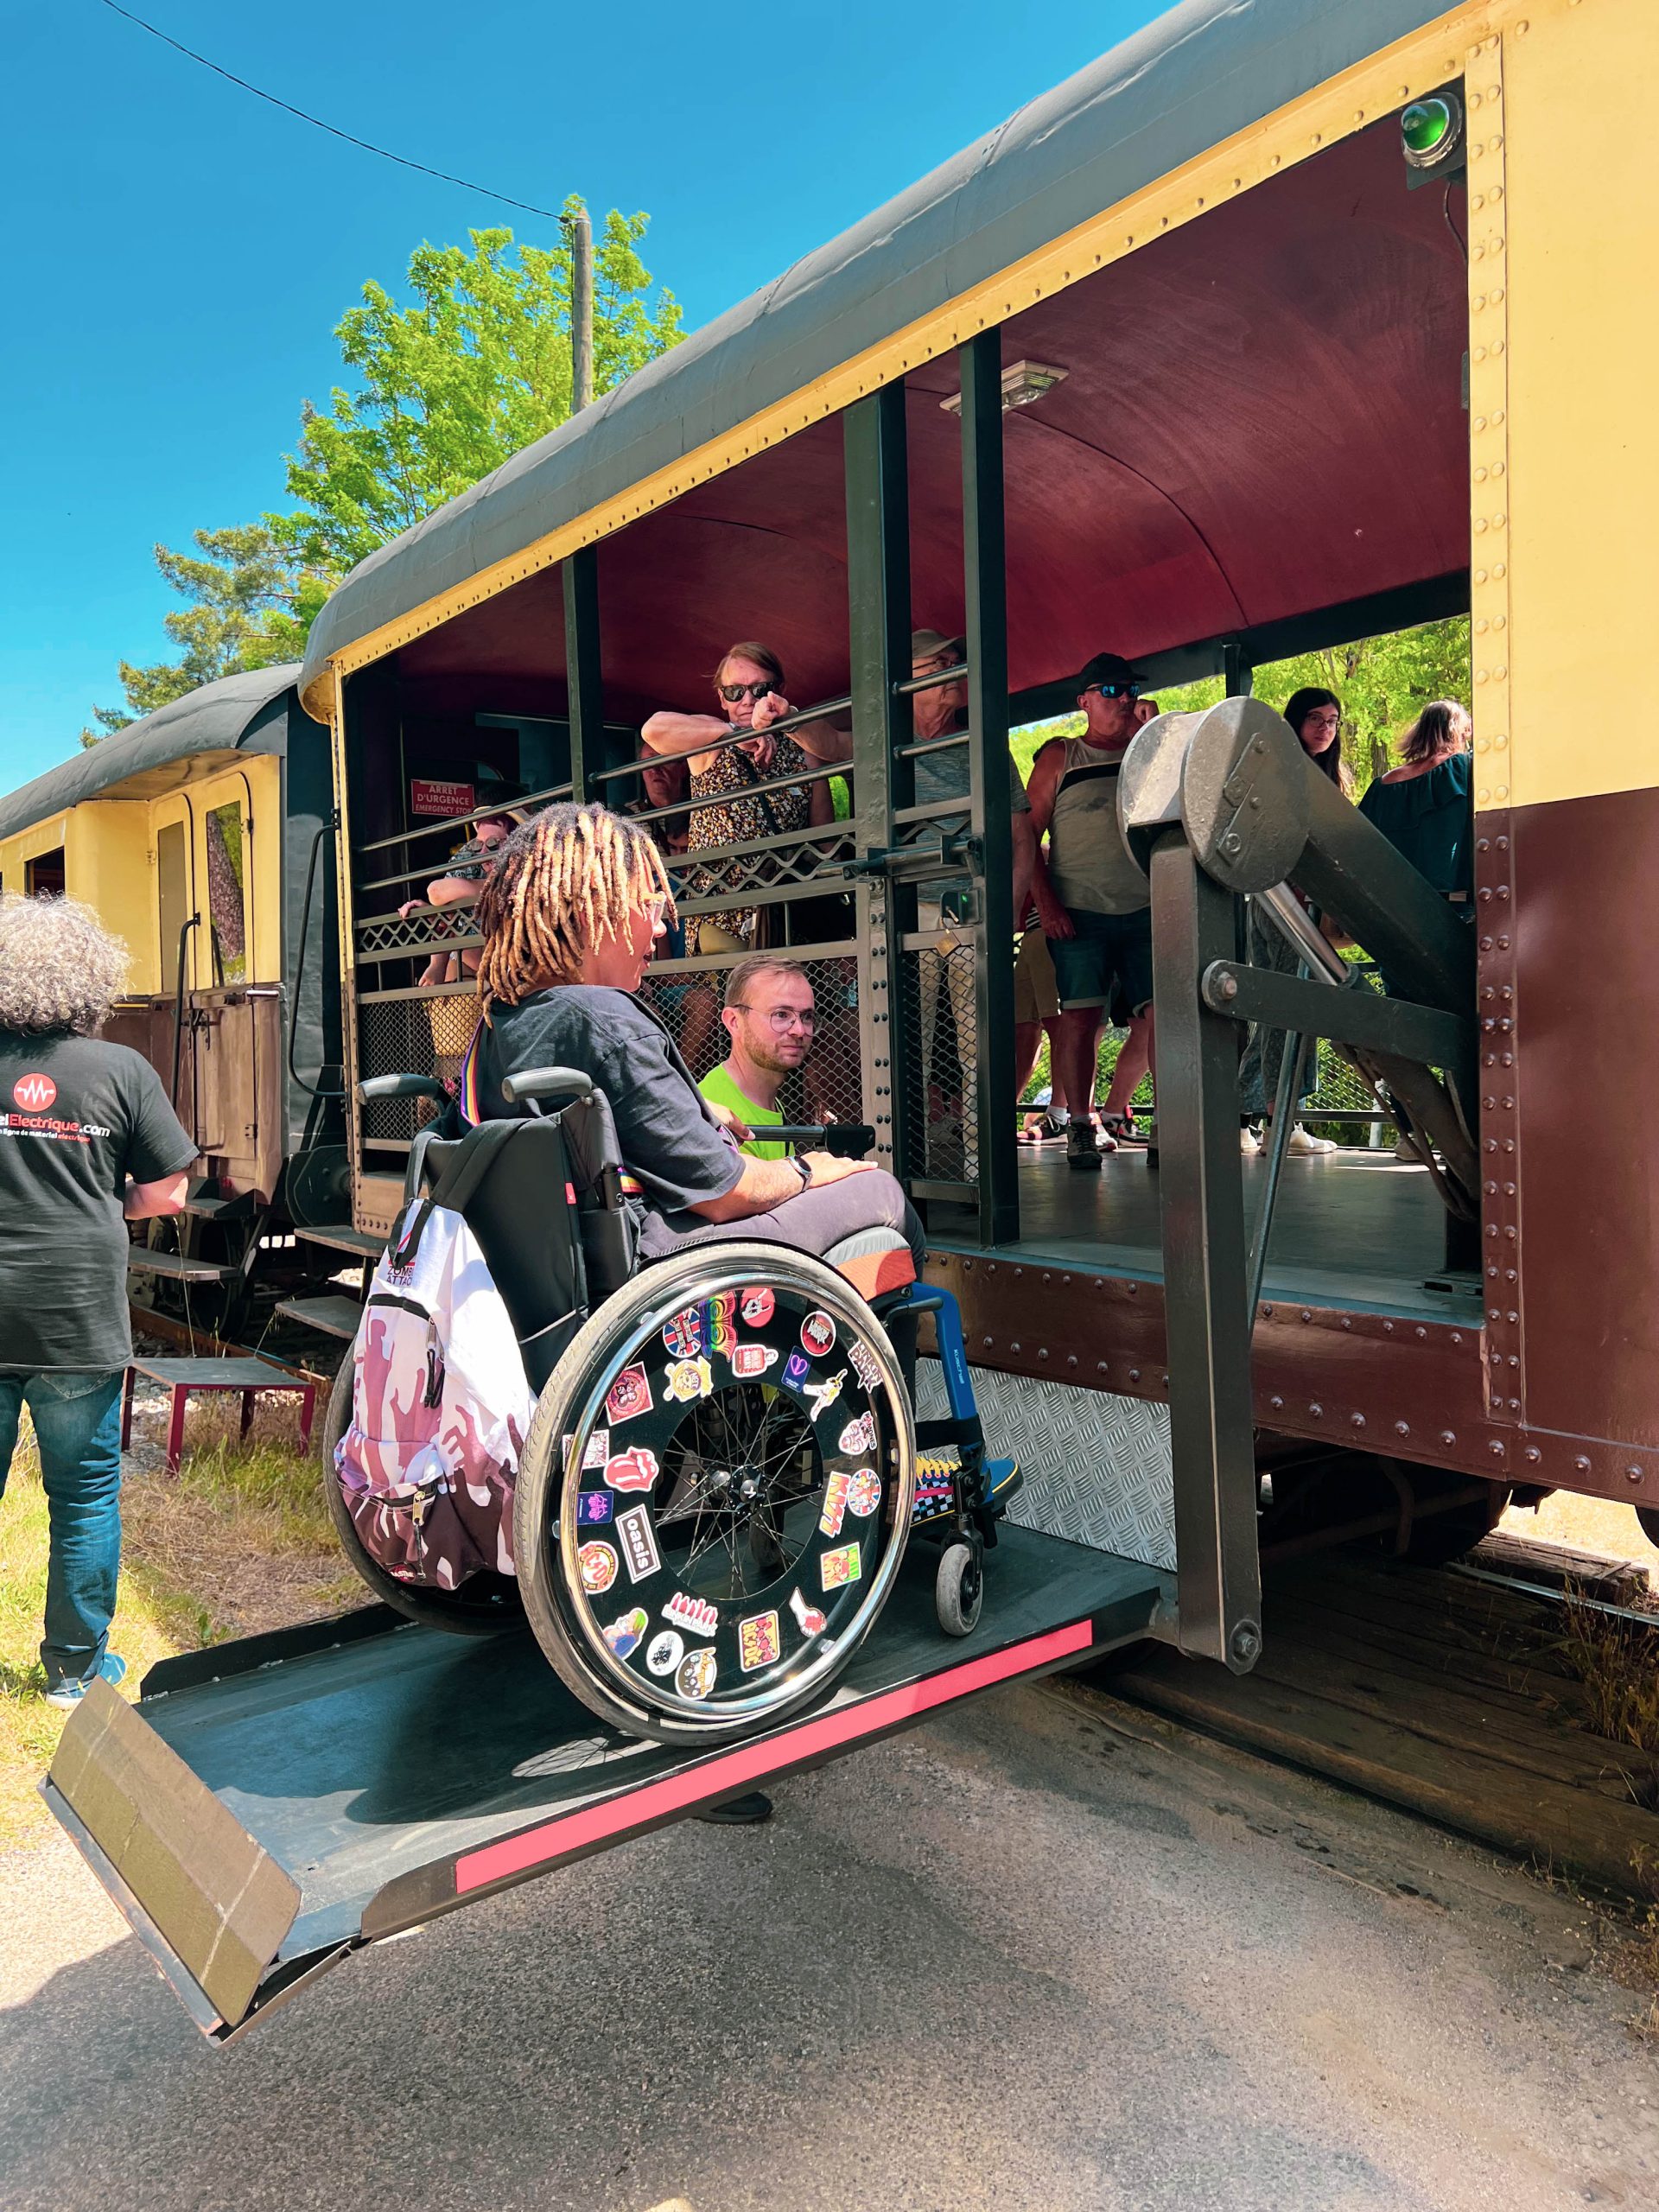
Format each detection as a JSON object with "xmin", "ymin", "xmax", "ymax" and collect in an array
[
  {"xmin": 514, "ymin": 1240, "xmax": 916, "ymax": 1744},
  {"xmin": 320, "ymin": 1349, "xmax": 525, "ymax": 1637}
]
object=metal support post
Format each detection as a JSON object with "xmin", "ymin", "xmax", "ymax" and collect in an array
[
  {"xmin": 1148, "ymin": 829, "xmax": 1263, "ymax": 1673},
  {"xmin": 959, "ymin": 330, "xmax": 1018, "ymax": 1246},
  {"xmin": 843, "ymin": 387, "xmax": 914, "ymax": 1177},
  {"xmin": 563, "ymin": 547, "xmax": 605, "ymax": 804},
  {"xmin": 1222, "ymin": 641, "xmax": 1254, "ymax": 698}
]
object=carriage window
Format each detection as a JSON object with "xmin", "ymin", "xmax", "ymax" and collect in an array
[
  {"xmin": 24, "ymin": 848, "xmax": 65, "ymax": 897},
  {"xmin": 206, "ymin": 801, "xmax": 248, "ymax": 986},
  {"xmin": 157, "ymin": 820, "xmax": 189, "ymax": 994}
]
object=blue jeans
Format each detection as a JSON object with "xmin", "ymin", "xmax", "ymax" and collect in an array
[{"xmin": 0, "ymin": 1370, "xmax": 125, "ymax": 1689}]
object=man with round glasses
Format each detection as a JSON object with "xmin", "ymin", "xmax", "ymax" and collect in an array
[{"xmin": 698, "ymin": 955, "xmax": 817, "ymax": 1158}]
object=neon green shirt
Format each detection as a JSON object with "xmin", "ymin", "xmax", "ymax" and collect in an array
[{"xmin": 698, "ymin": 1063, "xmax": 788, "ymax": 1160}]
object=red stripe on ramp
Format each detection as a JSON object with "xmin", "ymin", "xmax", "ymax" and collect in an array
[{"xmin": 454, "ymin": 1618, "xmax": 1094, "ymax": 1894}]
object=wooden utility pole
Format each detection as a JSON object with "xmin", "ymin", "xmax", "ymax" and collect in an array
[{"xmin": 568, "ymin": 208, "xmax": 594, "ymax": 414}]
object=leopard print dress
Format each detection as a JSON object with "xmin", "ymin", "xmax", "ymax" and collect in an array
[{"xmin": 684, "ymin": 734, "xmax": 814, "ymax": 941}]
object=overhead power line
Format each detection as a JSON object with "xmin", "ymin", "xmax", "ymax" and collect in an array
[{"xmin": 93, "ymin": 0, "xmax": 564, "ymax": 222}]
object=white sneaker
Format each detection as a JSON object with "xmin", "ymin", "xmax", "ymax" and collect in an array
[
  {"xmin": 1240, "ymin": 1126, "xmax": 1260, "ymax": 1155},
  {"xmin": 1285, "ymin": 1124, "xmax": 1337, "ymax": 1156}
]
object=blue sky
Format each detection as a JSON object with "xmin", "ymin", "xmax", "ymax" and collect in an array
[{"xmin": 0, "ymin": 0, "xmax": 1164, "ymax": 787}]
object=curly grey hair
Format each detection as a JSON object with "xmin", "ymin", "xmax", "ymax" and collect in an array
[{"xmin": 0, "ymin": 893, "xmax": 132, "ymax": 1035}]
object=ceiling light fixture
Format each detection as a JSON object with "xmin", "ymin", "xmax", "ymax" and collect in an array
[{"xmin": 939, "ymin": 359, "xmax": 1069, "ymax": 416}]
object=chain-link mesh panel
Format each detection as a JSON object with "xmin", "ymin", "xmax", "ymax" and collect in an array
[
  {"xmin": 357, "ymin": 991, "xmax": 478, "ymax": 1147},
  {"xmin": 898, "ymin": 935, "xmax": 979, "ymax": 1185},
  {"xmin": 636, "ymin": 953, "xmax": 865, "ymax": 1128}
]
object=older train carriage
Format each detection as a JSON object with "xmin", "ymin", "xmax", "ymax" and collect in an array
[
  {"xmin": 39, "ymin": 0, "xmax": 1659, "ymax": 2039},
  {"xmin": 0, "ymin": 668, "xmax": 352, "ymax": 1338}
]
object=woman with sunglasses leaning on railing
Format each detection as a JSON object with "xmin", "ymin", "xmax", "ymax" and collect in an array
[{"xmin": 640, "ymin": 643, "xmax": 852, "ymax": 956}]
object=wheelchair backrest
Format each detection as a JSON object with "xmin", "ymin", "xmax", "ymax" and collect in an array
[{"xmin": 408, "ymin": 1090, "xmax": 634, "ymax": 1394}]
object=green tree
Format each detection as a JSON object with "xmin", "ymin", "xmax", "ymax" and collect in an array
[
  {"xmin": 279, "ymin": 206, "xmax": 682, "ymax": 573},
  {"xmin": 86, "ymin": 203, "xmax": 680, "ymax": 737}
]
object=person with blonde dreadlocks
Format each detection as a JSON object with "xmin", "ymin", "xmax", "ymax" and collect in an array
[{"xmin": 466, "ymin": 804, "xmax": 923, "ymax": 1272}]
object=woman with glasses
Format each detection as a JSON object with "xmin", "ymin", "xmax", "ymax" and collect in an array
[
  {"xmin": 641, "ymin": 643, "xmax": 851, "ymax": 956},
  {"xmin": 698, "ymin": 956, "xmax": 817, "ymax": 1158}
]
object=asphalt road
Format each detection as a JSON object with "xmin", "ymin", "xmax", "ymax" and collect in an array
[{"xmin": 2, "ymin": 1677, "xmax": 1655, "ymax": 2212}]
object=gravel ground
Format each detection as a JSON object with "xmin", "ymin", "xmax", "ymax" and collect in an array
[{"xmin": 1, "ymin": 1675, "xmax": 1654, "ymax": 2212}]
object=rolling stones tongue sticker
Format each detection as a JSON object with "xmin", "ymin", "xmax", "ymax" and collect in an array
[
  {"xmin": 739, "ymin": 1285, "xmax": 775, "ymax": 1328},
  {"xmin": 664, "ymin": 1590, "xmax": 718, "ymax": 1637},
  {"xmin": 677, "ymin": 1648, "xmax": 718, "ymax": 1700},
  {"xmin": 616, "ymin": 1504, "xmax": 661, "ymax": 1582},
  {"xmin": 738, "ymin": 1611, "xmax": 782, "ymax": 1673},
  {"xmin": 800, "ymin": 1311, "xmax": 836, "ymax": 1357},
  {"xmin": 602, "ymin": 1606, "xmax": 649, "ymax": 1658},
  {"xmin": 606, "ymin": 1365, "xmax": 652, "ymax": 1423},
  {"xmin": 729, "ymin": 1342, "xmax": 779, "ymax": 1380},
  {"xmin": 665, "ymin": 1356, "xmax": 714, "ymax": 1404},
  {"xmin": 605, "ymin": 1446, "xmax": 659, "ymax": 1492},
  {"xmin": 789, "ymin": 1586, "xmax": 827, "ymax": 1639},
  {"xmin": 579, "ymin": 1541, "xmax": 619, "ymax": 1595},
  {"xmin": 838, "ymin": 1411, "xmax": 878, "ymax": 1456},
  {"xmin": 820, "ymin": 1541, "xmax": 862, "ymax": 1591}
]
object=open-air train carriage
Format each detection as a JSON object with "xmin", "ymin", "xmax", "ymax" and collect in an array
[
  {"xmin": 0, "ymin": 668, "xmax": 353, "ymax": 1338},
  {"xmin": 45, "ymin": 0, "xmax": 1659, "ymax": 2039}
]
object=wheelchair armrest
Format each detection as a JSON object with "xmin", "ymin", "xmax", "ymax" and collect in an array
[
  {"xmin": 500, "ymin": 1064, "xmax": 596, "ymax": 1108},
  {"xmin": 767, "ymin": 1123, "xmax": 877, "ymax": 1159},
  {"xmin": 359, "ymin": 1072, "xmax": 449, "ymax": 1104}
]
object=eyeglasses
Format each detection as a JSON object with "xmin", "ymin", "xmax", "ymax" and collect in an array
[
  {"xmin": 1083, "ymin": 681, "xmax": 1141, "ymax": 702},
  {"xmin": 731, "ymin": 1004, "xmax": 816, "ymax": 1033},
  {"xmin": 718, "ymin": 680, "xmax": 776, "ymax": 704}
]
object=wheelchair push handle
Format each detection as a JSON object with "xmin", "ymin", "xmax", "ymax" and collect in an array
[
  {"xmin": 359, "ymin": 1072, "xmax": 449, "ymax": 1104},
  {"xmin": 499, "ymin": 1065, "xmax": 596, "ymax": 1108},
  {"xmin": 766, "ymin": 1122, "xmax": 876, "ymax": 1159}
]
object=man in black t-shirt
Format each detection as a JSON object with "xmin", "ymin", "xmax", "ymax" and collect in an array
[{"xmin": 0, "ymin": 896, "xmax": 195, "ymax": 1707}]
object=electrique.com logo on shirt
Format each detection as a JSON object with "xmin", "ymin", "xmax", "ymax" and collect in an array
[{"xmin": 12, "ymin": 1073, "xmax": 56, "ymax": 1112}]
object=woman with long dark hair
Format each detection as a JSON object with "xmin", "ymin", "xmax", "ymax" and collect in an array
[{"xmin": 1238, "ymin": 688, "xmax": 1351, "ymax": 1155}]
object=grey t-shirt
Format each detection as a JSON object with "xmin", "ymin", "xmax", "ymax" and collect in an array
[
  {"xmin": 910, "ymin": 727, "xmax": 1031, "ymax": 906},
  {"xmin": 474, "ymin": 987, "xmax": 742, "ymax": 1229}
]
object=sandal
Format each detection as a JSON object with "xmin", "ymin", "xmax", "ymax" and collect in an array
[{"xmin": 1018, "ymin": 1109, "xmax": 1069, "ymax": 1146}]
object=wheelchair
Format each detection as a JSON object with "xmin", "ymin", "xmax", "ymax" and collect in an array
[{"xmin": 324, "ymin": 1065, "xmax": 1018, "ymax": 1745}]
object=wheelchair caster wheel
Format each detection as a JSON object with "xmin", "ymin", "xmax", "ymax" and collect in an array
[{"xmin": 935, "ymin": 1540, "xmax": 982, "ymax": 1637}]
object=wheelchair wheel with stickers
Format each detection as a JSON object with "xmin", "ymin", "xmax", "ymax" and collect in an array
[{"xmin": 514, "ymin": 1240, "xmax": 916, "ymax": 1744}]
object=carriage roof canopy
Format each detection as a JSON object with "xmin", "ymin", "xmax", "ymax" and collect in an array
[
  {"xmin": 299, "ymin": 0, "xmax": 1463, "ymax": 720},
  {"xmin": 0, "ymin": 666, "xmax": 302, "ymax": 842}
]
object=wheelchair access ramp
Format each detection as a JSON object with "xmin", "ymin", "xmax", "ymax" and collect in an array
[{"xmin": 44, "ymin": 1528, "xmax": 1167, "ymax": 2043}]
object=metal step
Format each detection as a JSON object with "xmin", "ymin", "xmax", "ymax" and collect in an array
[
  {"xmin": 273, "ymin": 1294, "xmax": 363, "ymax": 1340},
  {"xmin": 128, "ymin": 1249, "xmax": 234, "ymax": 1284},
  {"xmin": 294, "ymin": 1224, "xmax": 385, "ymax": 1260},
  {"xmin": 181, "ymin": 1191, "xmax": 253, "ymax": 1223}
]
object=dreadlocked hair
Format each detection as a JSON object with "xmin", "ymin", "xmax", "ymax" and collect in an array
[{"xmin": 474, "ymin": 803, "xmax": 674, "ymax": 1020}]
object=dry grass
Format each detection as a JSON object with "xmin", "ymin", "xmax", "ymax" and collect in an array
[
  {"xmin": 0, "ymin": 1392, "xmax": 357, "ymax": 1843},
  {"xmin": 1501, "ymin": 1492, "xmax": 1659, "ymax": 1596}
]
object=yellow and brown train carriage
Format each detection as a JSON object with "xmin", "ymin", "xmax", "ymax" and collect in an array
[
  {"xmin": 0, "ymin": 667, "xmax": 355, "ymax": 1340},
  {"xmin": 39, "ymin": 0, "xmax": 1659, "ymax": 2039}
]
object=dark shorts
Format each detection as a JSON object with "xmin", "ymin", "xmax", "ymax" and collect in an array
[{"xmin": 1049, "ymin": 906, "xmax": 1154, "ymax": 1018}]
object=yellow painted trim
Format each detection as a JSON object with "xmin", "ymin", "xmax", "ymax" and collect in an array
[
  {"xmin": 315, "ymin": 2, "xmax": 1502, "ymax": 713},
  {"xmin": 1466, "ymin": 27, "xmax": 1510, "ymax": 812},
  {"xmin": 1495, "ymin": 0, "xmax": 1658, "ymax": 810}
]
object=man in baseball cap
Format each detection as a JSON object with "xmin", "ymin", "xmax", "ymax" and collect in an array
[{"xmin": 1024, "ymin": 651, "xmax": 1157, "ymax": 1167}]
